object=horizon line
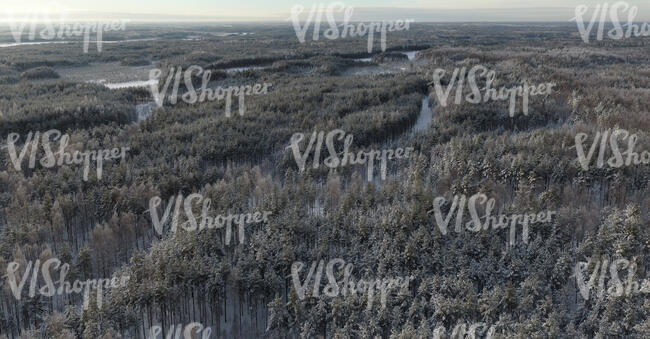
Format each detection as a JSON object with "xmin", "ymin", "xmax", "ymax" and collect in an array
[{"xmin": 3, "ymin": 5, "xmax": 648, "ymax": 23}]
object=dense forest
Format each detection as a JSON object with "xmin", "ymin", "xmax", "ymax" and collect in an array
[{"xmin": 0, "ymin": 21, "xmax": 649, "ymax": 338}]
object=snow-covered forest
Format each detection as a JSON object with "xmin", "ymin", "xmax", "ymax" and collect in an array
[{"xmin": 0, "ymin": 20, "xmax": 649, "ymax": 338}]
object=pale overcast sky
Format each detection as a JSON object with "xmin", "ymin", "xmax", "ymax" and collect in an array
[{"xmin": 3, "ymin": 0, "xmax": 649, "ymax": 21}]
